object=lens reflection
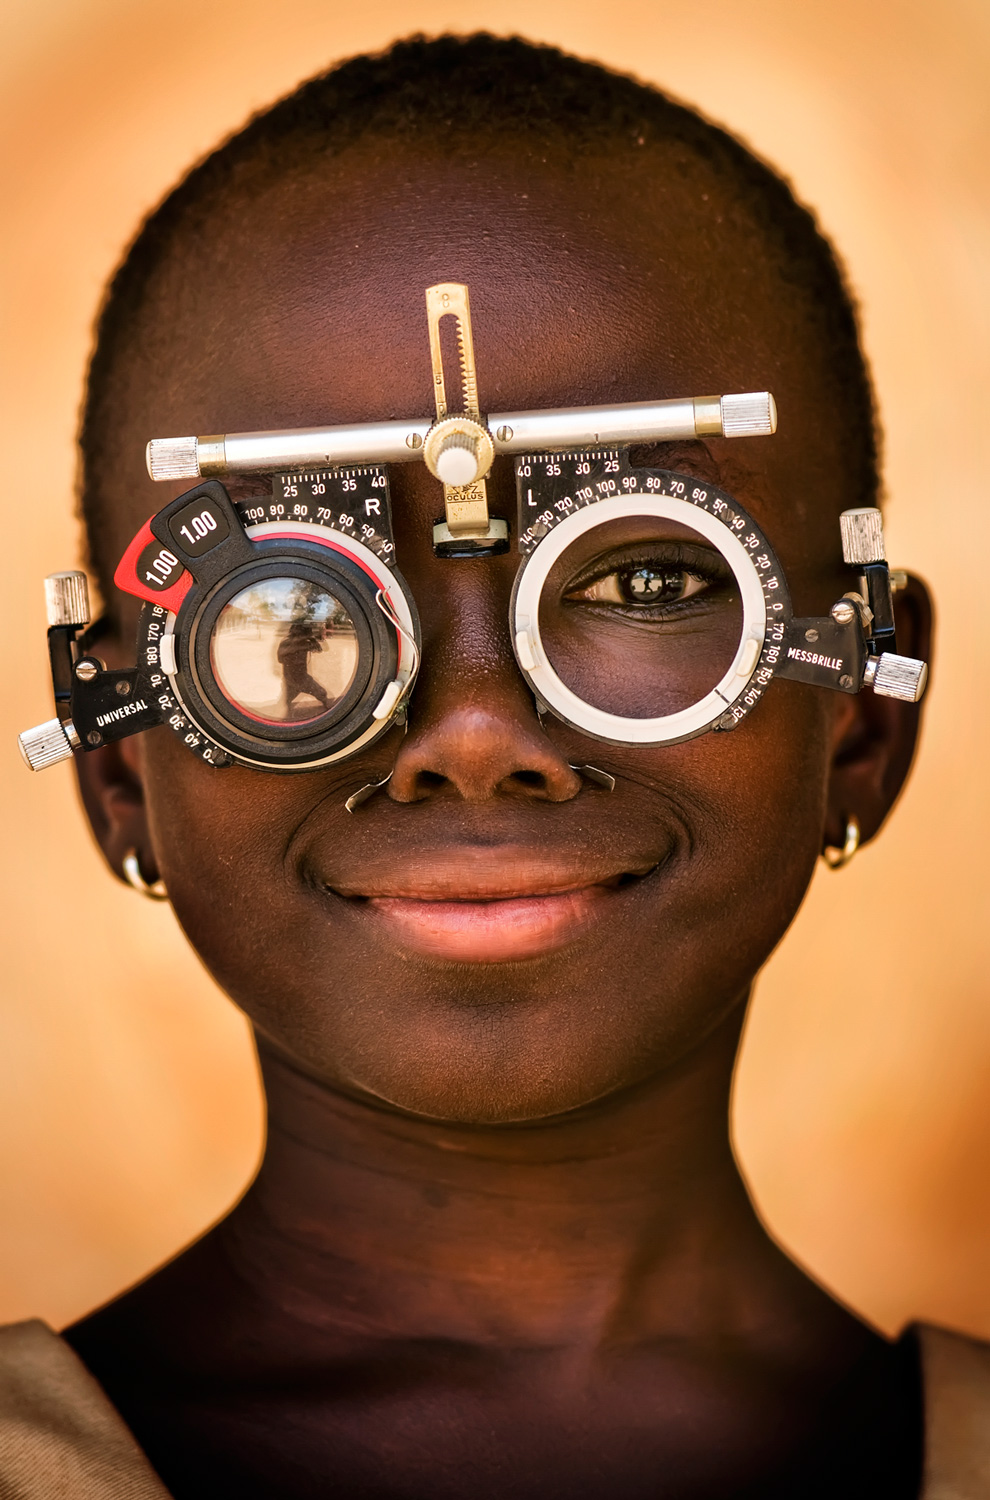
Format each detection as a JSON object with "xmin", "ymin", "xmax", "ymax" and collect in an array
[
  {"xmin": 211, "ymin": 578, "xmax": 359, "ymax": 724},
  {"xmin": 538, "ymin": 516, "xmax": 743, "ymax": 719}
]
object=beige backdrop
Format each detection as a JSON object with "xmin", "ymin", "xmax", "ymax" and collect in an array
[{"xmin": 2, "ymin": 0, "xmax": 988, "ymax": 1337}]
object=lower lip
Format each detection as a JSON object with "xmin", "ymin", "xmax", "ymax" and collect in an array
[{"xmin": 364, "ymin": 886, "xmax": 616, "ymax": 962}]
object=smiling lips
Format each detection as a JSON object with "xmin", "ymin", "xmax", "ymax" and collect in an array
[{"xmin": 328, "ymin": 858, "xmax": 650, "ymax": 963}]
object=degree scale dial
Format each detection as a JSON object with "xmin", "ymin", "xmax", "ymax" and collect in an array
[
  {"xmin": 512, "ymin": 448, "xmax": 792, "ymax": 741},
  {"xmin": 133, "ymin": 464, "xmax": 418, "ymax": 771},
  {"xmin": 244, "ymin": 467, "xmax": 396, "ymax": 562}
]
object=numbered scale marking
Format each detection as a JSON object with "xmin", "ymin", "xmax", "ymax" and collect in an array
[
  {"xmin": 136, "ymin": 465, "xmax": 401, "ymax": 768},
  {"xmin": 513, "ymin": 449, "xmax": 789, "ymax": 735},
  {"xmin": 137, "ymin": 601, "xmax": 230, "ymax": 763},
  {"xmin": 239, "ymin": 467, "xmax": 395, "ymax": 562}
]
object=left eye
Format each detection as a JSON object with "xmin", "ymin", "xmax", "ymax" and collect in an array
[{"xmin": 567, "ymin": 565, "xmax": 709, "ymax": 607}]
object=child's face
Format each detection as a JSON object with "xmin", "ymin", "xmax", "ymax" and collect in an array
[{"xmin": 90, "ymin": 140, "xmax": 902, "ymax": 1123}]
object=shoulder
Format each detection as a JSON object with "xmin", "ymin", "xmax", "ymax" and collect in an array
[
  {"xmin": 918, "ymin": 1322, "xmax": 990, "ymax": 1499},
  {"xmin": 2, "ymin": 1314, "xmax": 990, "ymax": 1498},
  {"xmin": 0, "ymin": 1318, "xmax": 171, "ymax": 1498}
]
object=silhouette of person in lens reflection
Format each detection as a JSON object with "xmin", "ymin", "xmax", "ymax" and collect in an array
[{"xmin": 277, "ymin": 615, "xmax": 332, "ymax": 719}]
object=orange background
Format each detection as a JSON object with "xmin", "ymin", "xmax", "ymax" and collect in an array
[{"xmin": 1, "ymin": 0, "xmax": 988, "ymax": 1337}]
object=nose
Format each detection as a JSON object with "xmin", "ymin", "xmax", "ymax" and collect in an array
[
  {"xmin": 387, "ymin": 568, "xmax": 581, "ymax": 805},
  {"xmin": 389, "ymin": 702, "xmax": 582, "ymax": 804}
]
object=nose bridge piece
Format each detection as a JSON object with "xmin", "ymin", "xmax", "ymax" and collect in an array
[{"xmin": 424, "ymin": 282, "xmax": 509, "ymax": 560}]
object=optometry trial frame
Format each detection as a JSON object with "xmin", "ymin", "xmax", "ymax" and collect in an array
[{"xmin": 19, "ymin": 283, "xmax": 927, "ymax": 776}]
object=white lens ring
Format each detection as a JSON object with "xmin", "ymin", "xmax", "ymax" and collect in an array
[{"xmin": 511, "ymin": 493, "xmax": 768, "ymax": 746}]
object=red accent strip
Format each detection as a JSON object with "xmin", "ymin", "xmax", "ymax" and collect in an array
[
  {"xmin": 114, "ymin": 522, "xmax": 399, "ymax": 636},
  {"xmin": 114, "ymin": 517, "xmax": 192, "ymax": 614},
  {"xmin": 258, "ymin": 529, "xmax": 386, "ymax": 589}
]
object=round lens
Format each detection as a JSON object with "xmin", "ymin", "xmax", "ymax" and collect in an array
[
  {"xmin": 210, "ymin": 577, "xmax": 359, "ymax": 725},
  {"xmin": 537, "ymin": 514, "xmax": 744, "ymax": 719}
]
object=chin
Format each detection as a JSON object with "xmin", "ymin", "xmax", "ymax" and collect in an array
[{"xmin": 257, "ymin": 991, "xmax": 724, "ymax": 1129}]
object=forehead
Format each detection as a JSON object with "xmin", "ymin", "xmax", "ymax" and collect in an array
[
  {"xmin": 150, "ymin": 141, "xmax": 788, "ymax": 415},
  {"xmin": 104, "ymin": 137, "xmax": 850, "ymax": 589}
]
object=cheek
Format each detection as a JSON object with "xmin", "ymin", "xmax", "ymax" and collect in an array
[
  {"xmin": 594, "ymin": 681, "xmax": 831, "ymax": 1037},
  {"xmin": 135, "ymin": 688, "xmax": 833, "ymax": 1126},
  {"xmin": 137, "ymin": 730, "xmax": 337, "ymax": 1000},
  {"xmin": 649, "ymin": 681, "xmax": 832, "ymax": 961}
]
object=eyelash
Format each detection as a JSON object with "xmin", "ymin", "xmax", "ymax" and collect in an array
[{"xmin": 562, "ymin": 545, "xmax": 733, "ymax": 619}]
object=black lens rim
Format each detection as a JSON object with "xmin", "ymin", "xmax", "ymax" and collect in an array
[
  {"xmin": 198, "ymin": 566, "xmax": 373, "ymax": 737},
  {"xmin": 174, "ymin": 539, "xmax": 399, "ymax": 766}
]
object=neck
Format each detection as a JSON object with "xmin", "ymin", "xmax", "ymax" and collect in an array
[{"xmin": 218, "ymin": 1000, "xmax": 799, "ymax": 1351}]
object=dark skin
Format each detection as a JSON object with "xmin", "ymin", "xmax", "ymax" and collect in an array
[{"xmin": 65, "ymin": 133, "xmax": 932, "ymax": 1497}]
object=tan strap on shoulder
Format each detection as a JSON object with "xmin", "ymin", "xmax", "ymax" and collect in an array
[
  {"xmin": 920, "ymin": 1323, "xmax": 990, "ymax": 1499},
  {"xmin": 0, "ymin": 1319, "xmax": 172, "ymax": 1499}
]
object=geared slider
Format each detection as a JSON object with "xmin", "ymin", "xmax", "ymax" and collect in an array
[{"xmin": 424, "ymin": 282, "xmax": 507, "ymax": 556}]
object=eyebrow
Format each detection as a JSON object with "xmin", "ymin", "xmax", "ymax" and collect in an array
[
  {"xmin": 222, "ymin": 472, "xmax": 278, "ymax": 502},
  {"xmin": 626, "ymin": 440, "xmax": 742, "ymax": 489}
]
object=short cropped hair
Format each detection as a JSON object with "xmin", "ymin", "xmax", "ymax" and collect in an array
[{"xmin": 79, "ymin": 32, "xmax": 879, "ymax": 606}]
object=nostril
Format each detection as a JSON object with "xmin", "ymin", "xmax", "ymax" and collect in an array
[
  {"xmin": 386, "ymin": 703, "xmax": 582, "ymax": 805},
  {"xmin": 389, "ymin": 767, "xmax": 450, "ymax": 805}
]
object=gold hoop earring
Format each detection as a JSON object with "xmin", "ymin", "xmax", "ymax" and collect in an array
[
  {"xmin": 822, "ymin": 815, "xmax": 860, "ymax": 870},
  {"xmin": 122, "ymin": 849, "xmax": 168, "ymax": 901}
]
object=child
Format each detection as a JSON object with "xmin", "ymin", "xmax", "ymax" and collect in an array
[{"xmin": 4, "ymin": 33, "xmax": 978, "ymax": 1500}]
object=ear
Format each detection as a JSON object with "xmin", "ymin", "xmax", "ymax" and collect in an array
[
  {"xmin": 824, "ymin": 573, "xmax": 934, "ymax": 850},
  {"xmin": 73, "ymin": 731, "xmax": 160, "ymax": 888}
]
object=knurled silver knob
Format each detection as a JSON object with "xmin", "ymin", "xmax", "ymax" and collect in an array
[
  {"xmin": 867, "ymin": 653, "xmax": 928, "ymax": 703},
  {"xmin": 840, "ymin": 508, "xmax": 886, "ymax": 565},
  {"xmin": 435, "ymin": 431, "xmax": 482, "ymax": 486},
  {"xmin": 146, "ymin": 435, "xmax": 200, "ymax": 482},
  {"xmin": 18, "ymin": 718, "xmax": 76, "ymax": 771},
  {"xmin": 720, "ymin": 392, "xmax": 777, "ymax": 437},
  {"xmin": 423, "ymin": 416, "xmax": 494, "ymax": 487},
  {"xmin": 44, "ymin": 571, "xmax": 90, "ymax": 629}
]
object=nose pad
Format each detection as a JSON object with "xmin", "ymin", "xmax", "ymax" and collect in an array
[{"xmin": 388, "ymin": 697, "xmax": 582, "ymax": 804}]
